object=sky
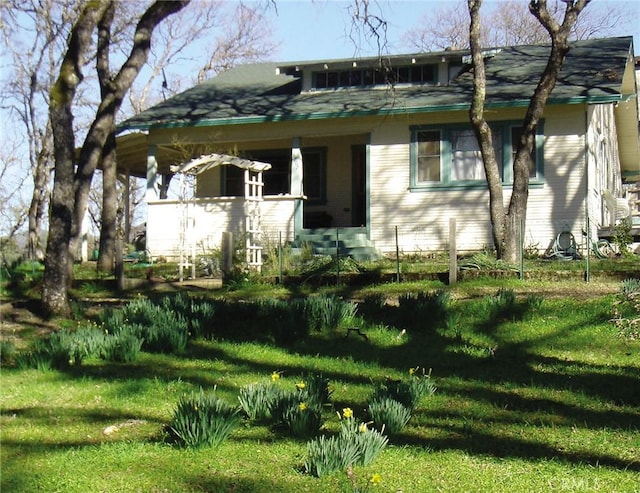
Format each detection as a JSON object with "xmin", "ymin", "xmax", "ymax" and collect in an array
[{"xmin": 268, "ymin": 0, "xmax": 640, "ymax": 61}]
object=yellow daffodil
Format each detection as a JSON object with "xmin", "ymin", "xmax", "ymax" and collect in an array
[
  {"xmin": 409, "ymin": 367, "xmax": 417, "ymax": 375},
  {"xmin": 342, "ymin": 407, "xmax": 353, "ymax": 419},
  {"xmin": 370, "ymin": 473, "xmax": 382, "ymax": 485},
  {"xmin": 299, "ymin": 402, "xmax": 307, "ymax": 411},
  {"xmin": 271, "ymin": 371, "xmax": 280, "ymax": 381},
  {"xmin": 295, "ymin": 381, "xmax": 306, "ymax": 390},
  {"xmin": 359, "ymin": 422, "xmax": 368, "ymax": 433}
]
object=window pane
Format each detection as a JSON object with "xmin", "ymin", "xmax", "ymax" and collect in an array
[
  {"xmin": 451, "ymin": 129, "xmax": 485, "ymax": 181},
  {"xmin": 417, "ymin": 131, "xmax": 441, "ymax": 182},
  {"xmin": 450, "ymin": 128, "xmax": 502, "ymax": 181},
  {"xmin": 326, "ymin": 71, "xmax": 339, "ymax": 88}
]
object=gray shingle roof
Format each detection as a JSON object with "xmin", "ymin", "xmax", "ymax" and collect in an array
[{"xmin": 118, "ymin": 36, "xmax": 633, "ymax": 132}]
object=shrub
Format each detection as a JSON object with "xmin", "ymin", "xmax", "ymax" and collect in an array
[
  {"xmin": 259, "ymin": 298, "xmax": 310, "ymax": 344},
  {"xmin": 613, "ymin": 278, "xmax": 640, "ymax": 340},
  {"xmin": 613, "ymin": 217, "xmax": 633, "ymax": 256},
  {"xmin": 0, "ymin": 339, "xmax": 16, "ymax": 365},
  {"xmin": 117, "ymin": 299, "xmax": 189, "ymax": 354},
  {"xmin": 21, "ymin": 326, "xmax": 106, "ymax": 369},
  {"xmin": 302, "ymin": 373, "xmax": 333, "ymax": 405},
  {"xmin": 304, "ymin": 434, "xmax": 361, "ymax": 478},
  {"xmin": 168, "ymin": 388, "xmax": 241, "ymax": 448},
  {"xmin": 338, "ymin": 416, "xmax": 388, "ymax": 467}
]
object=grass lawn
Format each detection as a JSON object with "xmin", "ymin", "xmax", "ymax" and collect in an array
[{"xmin": 1, "ymin": 274, "xmax": 639, "ymax": 492}]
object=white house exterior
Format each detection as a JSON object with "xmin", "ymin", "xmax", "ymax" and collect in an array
[{"xmin": 116, "ymin": 36, "xmax": 640, "ymax": 262}]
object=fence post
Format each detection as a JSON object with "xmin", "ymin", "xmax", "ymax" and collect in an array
[
  {"xmin": 221, "ymin": 231, "xmax": 233, "ymax": 281},
  {"xmin": 115, "ymin": 237, "xmax": 124, "ymax": 291},
  {"xmin": 519, "ymin": 218, "xmax": 525, "ymax": 280},
  {"xmin": 336, "ymin": 227, "xmax": 340, "ymax": 285},
  {"xmin": 585, "ymin": 216, "xmax": 590, "ymax": 282},
  {"xmin": 395, "ymin": 225, "xmax": 400, "ymax": 283},
  {"xmin": 278, "ymin": 231, "xmax": 283, "ymax": 284},
  {"xmin": 449, "ymin": 218, "xmax": 457, "ymax": 285}
]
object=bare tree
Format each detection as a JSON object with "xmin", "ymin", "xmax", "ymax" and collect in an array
[
  {"xmin": 0, "ymin": 0, "xmax": 83, "ymax": 261},
  {"xmin": 404, "ymin": 0, "xmax": 632, "ymax": 51},
  {"xmin": 92, "ymin": 1, "xmax": 275, "ymax": 272},
  {"xmin": 43, "ymin": 0, "xmax": 189, "ymax": 316},
  {"xmin": 0, "ymin": 141, "xmax": 29, "ymax": 264},
  {"xmin": 468, "ymin": 0, "xmax": 590, "ymax": 262}
]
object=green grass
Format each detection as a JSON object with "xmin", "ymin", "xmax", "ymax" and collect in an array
[{"xmin": 2, "ymin": 283, "xmax": 640, "ymax": 492}]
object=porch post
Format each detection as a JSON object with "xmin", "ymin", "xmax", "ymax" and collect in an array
[
  {"xmin": 146, "ymin": 144, "xmax": 159, "ymax": 201},
  {"xmin": 291, "ymin": 137, "xmax": 304, "ymax": 231}
]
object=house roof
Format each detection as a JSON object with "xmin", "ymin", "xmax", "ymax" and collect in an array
[{"xmin": 118, "ymin": 36, "xmax": 634, "ymax": 133}]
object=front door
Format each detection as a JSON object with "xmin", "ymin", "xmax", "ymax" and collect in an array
[{"xmin": 351, "ymin": 145, "xmax": 366, "ymax": 227}]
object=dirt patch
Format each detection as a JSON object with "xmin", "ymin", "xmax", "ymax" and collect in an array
[{"xmin": 0, "ymin": 299, "xmax": 60, "ymax": 349}]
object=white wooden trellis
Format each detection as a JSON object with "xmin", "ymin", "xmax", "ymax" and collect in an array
[
  {"xmin": 171, "ymin": 153, "xmax": 271, "ymax": 276},
  {"xmin": 244, "ymin": 168, "xmax": 265, "ymax": 270},
  {"xmin": 177, "ymin": 172, "xmax": 196, "ymax": 281}
]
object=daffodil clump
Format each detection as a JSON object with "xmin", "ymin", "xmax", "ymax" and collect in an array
[
  {"xmin": 238, "ymin": 372, "xmax": 331, "ymax": 438},
  {"xmin": 304, "ymin": 408, "xmax": 388, "ymax": 478},
  {"xmin": 367, "ymin": 366, "xmax": 436, "ymax": 435},
  {"xmin": 168, "ymin": 387, "xmax": 241, "ymax": 448}
]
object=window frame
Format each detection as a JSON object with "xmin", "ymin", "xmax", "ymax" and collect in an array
[{"xmin": 410, "ymin": 120, "xmax": 544, "ymax": 191}]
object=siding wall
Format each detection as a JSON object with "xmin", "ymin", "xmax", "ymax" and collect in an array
[
  {"xmin": 368, "ymin": 106, "xmax": 591, "ymax": 254},
  {"xmin": 146, "ymin": 103, "xmax": 616, "ymax": 257},
  {"xmin": 586, "ymin": 103, "xmax": 623, "ymax": 235},
  {"xmin": 146, "ymin": 197, "xmax": 296, "ymax": 260}
]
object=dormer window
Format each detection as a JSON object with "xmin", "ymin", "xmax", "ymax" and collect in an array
[{"xmin": 312, "ymin": 63, "xmax": 438, "ymax": 90}]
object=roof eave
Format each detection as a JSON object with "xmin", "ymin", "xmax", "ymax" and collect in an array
[{"xmin": 118, "ymin": 93, "xmax": 622, "ymax": 133}]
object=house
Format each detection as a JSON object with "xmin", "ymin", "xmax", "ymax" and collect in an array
[{"xmin": 116, "ymin": 36, "xmax": 640, "ymax": 264}]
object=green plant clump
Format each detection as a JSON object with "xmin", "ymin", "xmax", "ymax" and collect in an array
[
  {"xmin": 304, "ymin": 410, "xmax": 388, "ymax": 478},
  {"xmin": 367, "ymin": 396, "xmax": 411, "ymax": 435},
  {"xmin": 398, "ymin": 289, "xmax": 450, "ymax": 330},
  {"xmin": 168, "ymin": 388, "xmax": 241, "ymax": 448},
  {"xmin": 237, "ymin": 383, "xmax": 284, "ymax": 421}
]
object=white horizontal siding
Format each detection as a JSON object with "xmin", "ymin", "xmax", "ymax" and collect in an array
[
  {"xmin": 147, "ymin": 197, "xmax": 296, "ymax": 260},
  {"xmin": 368, "ymin": 105, "xmax": 591, "ymax": 255}
]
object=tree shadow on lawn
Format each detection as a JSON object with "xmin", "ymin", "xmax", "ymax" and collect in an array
[{"xmin": 394, "ymin": 422, "xmax": 640, "ymax": 472}]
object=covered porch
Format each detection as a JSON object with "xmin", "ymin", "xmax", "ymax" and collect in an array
[{"xmin": 114, "ymin": 130, "xmax": 375, "ymax": 262}]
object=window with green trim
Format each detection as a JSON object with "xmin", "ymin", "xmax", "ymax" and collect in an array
[{"xmin": 410, "ymin": 121, "xmax": 543, "ymax": 189}]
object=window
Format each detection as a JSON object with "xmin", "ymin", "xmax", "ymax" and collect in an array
[
  {"xmin": 416, "ymin": 130, "xmax": 441, "ymax": 182},
  {"xmin": 222, "ymin": 148, "xmax": 327, "ymax": 202},
  {"xmin": 312, "ymin": 63, "xmax": 437, "ymax": 90},
  {"xmin": 410, "ymin": 121, "xmax": 543, "ymax": 189}
]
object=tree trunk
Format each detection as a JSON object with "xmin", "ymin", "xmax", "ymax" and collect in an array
[
  {"xmin": 42, "ymin": 2, "xmax": 107, "ymax": 317},
  {"xmin": 70, "ymin": 0, "xmax": 189, "ymax": 273},
  {"xmin": 97, "ymin": 132, "xmax": 118, "ymax": 272},
  {"xmin": 468, "ymin": 0, "xmax": 589, "ymax": 263},
  {"xmin": 42, "ymin": 1, "xmax": 189, "ymax": 316},
  {"xmin": 468, "ymin": 0, "xmax": 508, "ymax": 258}
]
